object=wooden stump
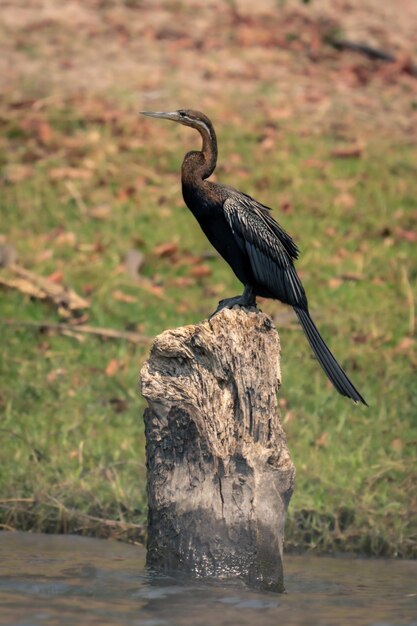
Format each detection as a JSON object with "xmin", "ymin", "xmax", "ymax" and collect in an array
[{"xmin": 140, "ymin": 308, "xmax": 295, "ymax": 592}]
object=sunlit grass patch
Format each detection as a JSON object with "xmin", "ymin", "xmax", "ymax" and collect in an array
[{"xmin": 0, "ymin": 93, "xmax": 416, "ymax": 556}]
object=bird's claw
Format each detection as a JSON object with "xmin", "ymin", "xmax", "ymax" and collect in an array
[
  {"xmin": 209, "ymin": 299, "xmax": 231, "ymax": 320},
  {"xmin": 208, "ymin": 295, "xmax": 258, "ymax": 320}
]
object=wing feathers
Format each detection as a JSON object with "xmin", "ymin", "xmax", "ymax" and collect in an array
[
  {"xmin": 222, "ymin": 191, "xmax": 366, "ymax": 405},
  {"xmin": 224, "ymin": 194, "xmax": 306, "ymax": 307},
  {"xmin": 222, "ymin": 192, "xmax": 367, "ymax": 405}
]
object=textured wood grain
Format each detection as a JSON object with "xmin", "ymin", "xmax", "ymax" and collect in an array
[{"xmin": 140, "ymin": 308, "xmax": 295, "ymax": 592}]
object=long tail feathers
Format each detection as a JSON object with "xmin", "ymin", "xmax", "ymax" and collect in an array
[{"xmin": 294, "ymin": 307, "xmax": 368, "ymax": 406}]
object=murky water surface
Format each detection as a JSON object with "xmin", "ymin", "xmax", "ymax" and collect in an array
[{"xmin": 0, "ymin": 532, "xmax": 416, "ymax": 626}]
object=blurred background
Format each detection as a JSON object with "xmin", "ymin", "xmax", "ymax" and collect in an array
[{"xmin": 0, "ymin": 0, "xmax": 416, "ymax": 556}]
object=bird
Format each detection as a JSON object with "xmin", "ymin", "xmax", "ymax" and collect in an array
[{"xmin": 141, "ymin": 109, "xmax": 367, "ymax": 405}]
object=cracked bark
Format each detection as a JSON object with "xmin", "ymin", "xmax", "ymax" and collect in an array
[{"xmin": 140, "ymin": 308, "xmax": 295, "ymax": 592}]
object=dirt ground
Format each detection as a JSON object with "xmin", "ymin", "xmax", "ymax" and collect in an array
[{"xmin": 1, "ymin": 0, "xmax": 417, "ymax": 138}]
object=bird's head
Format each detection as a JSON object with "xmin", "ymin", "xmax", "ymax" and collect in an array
[{"xmin": 141, "ymin": 109, "xmax": 214, "ymax": 138}]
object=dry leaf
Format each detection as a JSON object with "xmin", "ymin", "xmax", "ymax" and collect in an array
[
  {"xmin": 57, "ymin": 305, "xmax": 72, "ymax": 318},
  {"xmin": 46, "ymin": 368, "xmax": 66, "ymax": 382},
  {"xmin": 303, "ymin": 159, "xmax": 328, "ymax": 170},
  {"xmin": 315, "ymin": 432, "xmax": 328, "ymax": 448},
  {"xmin": 229, "ymin": 152, "xmax": 242, "ymax": 165},
  {"xmin": 117, "ymin": 186, "xmax": 136, "ymax": 201},
  {"xmin": 332, "ymin": 178, "xmax": 359, "ymax": 191},
  {"xmin": 105, "ymin": 359, "xmax": 120, "ymax": 376},
  {"xmin": 328, "ymin": 277, "xmax": 343, "ymax": 289},
  {"xmin": 334, "ymin": 192, "xmax": 355, "ymax": 209},
  {"xmin": 37, "ymin": 121, "xmax": 53, "ymax": 144},
  {"xmin": 171, "ymin": 276, "xmax": 195, "ymax": 288},
  {"xmin": 36, "ymin": 250, "xmax": 54, "ymax": 262},
  {"xmin": 391, "ymin": 438, "xmax": 403, "ymax": 453},
  {"xmin": 109, "ymin": 397, "xmax": 129, "ymax": 413},
  {"xmin": 153, "ymin": 242, "xmax": 178, "ymax": 258},
  {"xmin": 49, "ymin": 167, "xmax": 93, "ymax": 181},
  {"xmin": 340, "ymin": 272, "xmax": 363, "ymax": 282},
  {"xmin": 352, "ymin": 333, "xmax": 370, "ymax": 344},
  {"xmin": 395, "ymin": 228, "xmax": 417, "ymax": 243},
  {"xmin": 336, "ymin": 248, "xmax": 349, "ymax": 259},
  {"xmin": 176, "ymin": 301, "xmax": 190, "ymax": 314},
  {"xmin": 394, "ymin": 337, "xmax": 415, "ymax": 353},
  {"xmin": 112, "ymin": 290, "xmax": 137, "ymax": 303},
  {"xmin": 209, "ymin": 283, "xmax": 227, "ymax": 296},
  {"xmin": 5, "ymin": 164, "xmax": 34, "ymax": 183},
  {"xmin": 82, "ymin": 284, "xmax": 94, "ymax": 295},
  {"xmin": 260, "ymin": 136, "xmax": 275, "ymax": 151},
  {"xmin": 89, "ymin": 205, "xmax": 111, "ymax": 220},
  {"xmin": 137, "ymin": 278, "xmax": 165, "ymax": 299},
  {"xmin": 331, "ymin": 145, "xmax": 364, "ymax": 158},
  {"xmin": 270, "ymin": 107, "xmax": 293, "ymax": 121},
  {"xmin": 280, "ymin": 201, "xmax": 292, "ymax": 214},
  {"xmin": 54, "ymin": 231, "xmax": 77, "ymax": 247},
  {"xmin": 46, "ymin": 271, "xmax": 63, "ymax": 283},
  {"xmin": 372, "ymin": 276, "xmax": 384, "ymax": 285},
  {"xmin": 174, "ymin": 254, "xmax": 204, "ymax": 268},
  {"xmin": 190, "ymin": 264, "xmax": 212, "ymax": 278}
]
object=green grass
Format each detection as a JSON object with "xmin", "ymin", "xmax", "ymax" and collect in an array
[{"xmin": 1, "ymin": 96, "xmax": 416, "ymax": 556}]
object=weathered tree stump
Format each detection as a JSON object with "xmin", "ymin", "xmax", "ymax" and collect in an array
[{"xmin": 140, "ymin": 308, "xmax": 295, "ymax": 592}]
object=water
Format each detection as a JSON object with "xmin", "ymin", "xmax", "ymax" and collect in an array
[{"xmin": 0, "ymin": 532, "xmax": 416, "ymax": 626}]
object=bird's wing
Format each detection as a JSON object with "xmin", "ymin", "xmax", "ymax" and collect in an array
[
  {"xmin": 223, "ymin": 193, "xmax": 307, "ymax": 306},
  {"xmin": 238, "ymin": 192, "xmax": 299, "ymax": 260}
]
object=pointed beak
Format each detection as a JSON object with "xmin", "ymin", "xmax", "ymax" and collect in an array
[{"xmin": 140, "ymin": 111, "xmax": 180, "ymax": 122}]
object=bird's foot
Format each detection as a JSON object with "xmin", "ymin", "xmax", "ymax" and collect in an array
[{"xmin": 209, "ymin": 292, "xmax": 258, "ymax": 320}]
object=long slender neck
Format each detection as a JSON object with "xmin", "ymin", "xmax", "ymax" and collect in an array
[
  {"xmin": 199, "ymin": 122, "xmax": 217, "ymax": 179},
  {"xmin": 182, "ymin": 121, "xmax": 218, "ymax": 185}
]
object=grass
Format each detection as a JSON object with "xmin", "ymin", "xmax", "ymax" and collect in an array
[{"xmin": 1, "ymin": 93, "xmax": 416, "ymax": 557}]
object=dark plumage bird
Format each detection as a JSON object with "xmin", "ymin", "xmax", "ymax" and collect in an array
[{"xmin": 141, "ymin": 109, "xmax": 367, "ymax": 405}]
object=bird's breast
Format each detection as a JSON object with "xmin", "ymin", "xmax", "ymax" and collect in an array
[{"xmin": 181, "ymin": 183, "xmax": 252, "ymax": 285}]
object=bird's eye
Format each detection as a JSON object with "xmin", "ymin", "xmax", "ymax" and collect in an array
[{"xmin": 179, "ymin": 111, "xmax": 186, "ymax": 117}]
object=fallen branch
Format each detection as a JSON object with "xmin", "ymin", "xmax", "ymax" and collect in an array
[
  {"xmin": 0, "ymin": 263, "xmax": 90, "ymax": 314},
  {"xmin": 69, "ymin": 510, "xmax": 145, "ymax": 531},
  {"xmin": 0, "ymin": 498, "xmax": 35, "ymax": 504},
  {"xmin": 0, "ymin": 496, "xmax": 146, "ymax": 543},
  {"xmin": 328, "ymin": 37, "xmax": 417, "ymax": 77},
  {"xmin": 46, "ymin": 496, "xmax": 145, "ymax": 533},
  {"xmin": 0, "ymin": 318, "xmax": 151, "ymax": 344}
]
